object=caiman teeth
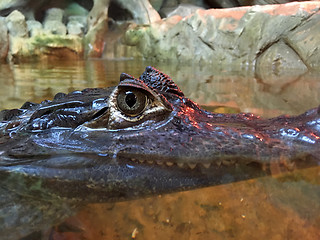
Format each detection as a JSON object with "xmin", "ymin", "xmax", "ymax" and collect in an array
[
  {"xmin": 222, "ymin": 159, "xmax": 236, "ymax": 166},
  {"xmin": 129, "ymin": 159, "xmax": 207, "ymax": 170},
  {"xmin": 166, "ymin": 162, "xmax": 174, "ymax": 166},
  {"xmin": 177, "ymin": 163, "xmax": 184, "ymax": 168},
  {"xmin": 187, "ymin": 163, "xmax": 196, "ymax": 169},
  {"xmin": 202, "ymin": 163, "xmax": 211, "ymax": 169}
]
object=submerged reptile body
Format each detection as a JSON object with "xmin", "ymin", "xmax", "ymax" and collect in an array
[{"xmin": 0, "ymin": 66, "xmax": 319, "ymax": 239}]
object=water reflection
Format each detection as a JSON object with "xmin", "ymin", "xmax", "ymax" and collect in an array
[
  {"xmin": 0, "ymin": 60, "xmax": 319, "ymax": 239},
  {"xmin": 0, "ymin": 60, "xmax": 147, "ymax": 109},
  {"xmin": 1, "ymin": 60, "xmax": 320, "ymax": 118}
]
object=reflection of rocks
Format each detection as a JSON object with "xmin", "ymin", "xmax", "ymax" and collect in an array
[
  {"xmin": 124, "ymin": 2, "xmax": 320, "ymax": 71},
  {"xmin": 255, "ymin": 40, "xmax": 308, "ymax": 85},
  {"xmin": 0, "ymin": 18, "xmax": 9, "ymax": 62},
  {"xmin": 253, "ymin": 72, "xmax": 320, "ymax": 117}
]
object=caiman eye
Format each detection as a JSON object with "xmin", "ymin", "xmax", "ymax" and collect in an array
[{"xmin": 116, "ymin": 89, "xmax": 147, "ymax": 116}]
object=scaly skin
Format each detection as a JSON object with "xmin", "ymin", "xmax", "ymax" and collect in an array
[{"xmin": 0, "ymin": 66, "xmax": 319, "ymax": 239}]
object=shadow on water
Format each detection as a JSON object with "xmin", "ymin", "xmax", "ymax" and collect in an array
[{"xmin": 0, "ymin": 59, "xmax": 319, "ymax": 239}]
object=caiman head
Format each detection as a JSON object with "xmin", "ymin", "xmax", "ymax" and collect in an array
[{"xmin": 0, "ymin": 66, "xmax": 319, "ymax": 203}]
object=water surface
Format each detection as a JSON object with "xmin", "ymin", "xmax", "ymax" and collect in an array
[
  {"xmin": 1, "ymin": 60, "xmax": 320, "ymax": 117},
  {"xmin": 0, "ymin": 60, "xmax": 319, "ymax": 239}
]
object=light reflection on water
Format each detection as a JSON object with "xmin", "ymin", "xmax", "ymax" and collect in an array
[
  {"xmin": 0, "ymin": 60, "xmax": 319, "ymax": 239},
  {"xmin": 1, "ymin": 60, "xmax": 320, "ymax": 117}
]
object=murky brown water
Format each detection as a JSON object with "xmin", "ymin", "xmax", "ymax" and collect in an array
[
  {"xmin": 0, "ymin": 60, "xmax": 319, "ymax": 239},
  {"xmin": 1, "ymin": 60, "xmax": 320, "ymax": 117}
]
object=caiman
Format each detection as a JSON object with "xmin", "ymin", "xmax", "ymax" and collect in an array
[{"xmin": 0, "ymin": 66, "xmax": 319, "ymax": 239}]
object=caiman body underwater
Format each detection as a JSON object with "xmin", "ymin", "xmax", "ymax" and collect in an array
[{"xmin": 0, "ymin": 66, "xmax": 319, "ymax": 239}]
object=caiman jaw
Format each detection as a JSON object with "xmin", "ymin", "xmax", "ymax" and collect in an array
[{"xmin": 128, "ymin": 157, "xmax": 221, "ymax": 170}]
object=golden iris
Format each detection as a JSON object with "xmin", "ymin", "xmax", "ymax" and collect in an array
[{"xmin": 116, "ymin": 89, "xmax": 147, "ymax": 116}]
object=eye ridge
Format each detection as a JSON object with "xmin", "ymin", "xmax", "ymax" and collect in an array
[{"xmin": 117, "ymin": 89, "xmax": 148, "ymax": 116}]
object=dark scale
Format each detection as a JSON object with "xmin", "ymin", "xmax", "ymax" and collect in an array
[{"xmin": 139, "ymin": 66, "xmax": 184, "ymax": 96}]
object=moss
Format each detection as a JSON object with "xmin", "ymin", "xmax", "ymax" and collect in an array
[{"xmin": 32, "ymin": 35, "xmax": 80, "ymax": 48}]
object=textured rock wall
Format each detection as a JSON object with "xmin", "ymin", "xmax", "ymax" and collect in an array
[
  {"xmin": 124, "ymin": 2, "xmax": 320, "ymax": 71},
  {"xmin": 4, "ymin": 9, "xmax": 84, "ymax": 62},
  {"xmin": 0, "ymin": 0, "xmax": 162, "ymax": 61},
  {"xmin": 1, "ymin": 0, "xmax": 319, "ymax": 68}
]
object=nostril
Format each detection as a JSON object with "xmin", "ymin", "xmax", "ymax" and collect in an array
[{"xmin": 92, "ymin": 107, "xmax": 109, "ymax": 119}]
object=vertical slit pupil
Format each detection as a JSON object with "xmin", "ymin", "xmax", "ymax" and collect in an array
[{"xmin": 125, "ymin": 91, "xmax": 137, "ymax": 108}]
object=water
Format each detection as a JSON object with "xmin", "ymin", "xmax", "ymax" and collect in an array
[
  {"xmin": 0, "ymin": 60, "xmax": 319, "ymax": 239},
  {"xmin": 1, "ymin": 60, "xmax": 320, "ymax": 117}
]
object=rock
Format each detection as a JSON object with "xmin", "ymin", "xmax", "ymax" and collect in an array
[
  {"xmin": 0, "ymin": 0, "xmax": 24, "ymax": 9},
  {"xmin": 0, "ymin": 0, "xmax": 29, "ymax": 17},
  {"xmin": 67, "ymin": 16, "xmax": 87, "ymax": 36},
  {"xmin": 286, "ymin": 13, "xmax": 320, "ymax": 69},
  {"xmin": 44, "ymin": 20, "xmax": 67, "ymax": 35},
  {"xmin": 85, "ymin": 0, "xmax": 109, "ymax": 58},
  {"xmin": 68, "ymin": 15, "xmax": 87, "ymax": 28},
  {"xmin": 43, "ymin": 8, "xmax": 64, "ymax": 22},
  {"xmin": 67, "ymin": 20, "xmax": 84, "ymax": 36},
  {"xmin": 159, "ymin": 0, "xmax": 207, "ymax": 17},
  {"xmin": 5, "ymin": 10, "xmax": 28, "ymax": 38},
  {"xmin": 26, "ymin": 20, "xmax": 42, "ymax": 37},
  {"xmin": 162, "ymin": 4, "xmax": 204, "ymax": 18},
  {"xmin": 250, "ymin": 0, "xmax": 295, "ymax": 5},
  {"xmin": 6, "ymin": 7, "xmax": 83, "ymax": 61},
  {"xmin": 8, "ymin": 34, "xmax": 83, "ymax": 61},
  {"xmin": 43, "ymin": 8, "xmax": 66, "ymax": 35},
  {"xmin": 123, "ymin": 2, "xmax": 320, "ymax": 70},
  {"xmin": 207, "ymin": 0, "xmax": 315, "ymax": 7},
  {"xmin": 85, "ymin": 0, "xmax": 160, "ymax": 57},
  {"xmin": 0, "ymin": 17, "xmax": 9, "ymax": 61},
  {"xmin": 205, "ymin": 0, "xmax": 239, "ymax": 8},
  {"xmin": 115, "ymin": 0, "xmax": 161, "ymax": 24},
  {"xmin": 0, "ymin": 1, "xmax": 91, "ymax": 21}
]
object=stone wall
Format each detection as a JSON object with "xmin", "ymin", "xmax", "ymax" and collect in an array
[
  {"xmin": 0, "ymin": 0, "xmax": 319, "ymax": 72},
  {"xmin": 124, "ymin": 2, "xmax": 320, "ymax": 72}
]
